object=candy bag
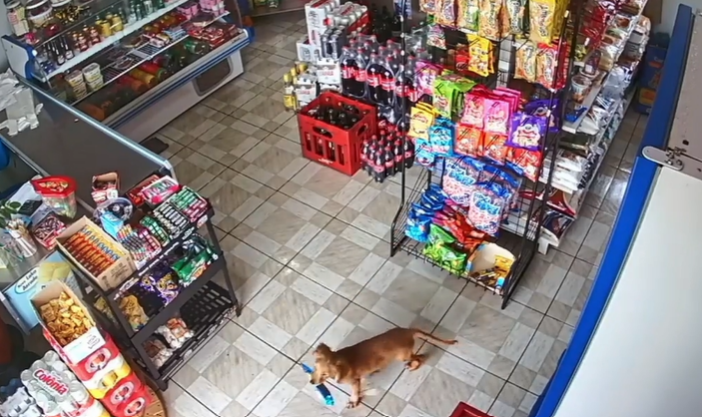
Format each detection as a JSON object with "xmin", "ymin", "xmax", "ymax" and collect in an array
[
  {"xmin": 507, "ymin": 112, "xmax": 547, "ymax": 150},
  {"xmin": 478, "ymin": 0, "xmax": 502, "ymax": 39},
  {"xmin": 423, "ymin": 224, "xmax": 467, "ymax": 275},
  {"xmin": 524, "ymin": 99, "xmax": 560, "ymax": 133},
  {"xmin": 461, "ymin": 93, "xmax": 485, "ymax": 127},
  {"xmin": 483, "ymin": 133, "xmax": 509, "ymax": 164},
  {"xmin": 429, "ymin": 117, "xmax": 455, "ymax": 156},
  {"xmin": 442, "ymin": 157, "xmax": 483, "ymax": 206},
  {"xmin": 457, "ymin": 0, "xmax": 479, "ymax": 31},
  {"xmin": 537, "ymin": 45, "xmax": 558, "ymax": 89},
  {"xmin": 414, "ymin": 136, "xmax": 436, "ymax": 168},
  {"xmin": 507, "ymin": 148, "xmax": 542, "ymax": 182},
  {"xmin": 504, "ymin": 0, "xmax": 525, "ymax": 35},
  {"xmin": 515, "ymin": 42, "xmax": 536, "ymax": 82},
  {"xmin": 468, "ymin": 183, "xmax": 508, "ymax": 236},
  {"xmin": 427, "ymin": 24, "xmax": 447, "ymax": 49},
  {"xmin": 529, "ymin": 0, "xmax": 556, "ymax": 44},
  {"xmin": 468, "ymin": 35, "xmax": 492, "ymax": 77},
  {"xmin": 406, "ymin": 212, "xmax": 432, "ymax": 242},
  {"xmin": 416, "ymin": 61, "xmax": 441, "ymax": 96},
  {"xmin": 483, "ymin": 99, "xmax": 511, "ymax": 135},
  {"xmin": 434, "ymin": 75, "xmax": 476, "ymax": 119},
  {"xmin": 436, "ymin": 0, "xmax": 457, "ymax": 26},
  {"xmin": 455, "ymin": 123, "xmax": 483, "ymax": 156},
  {"xmin": 409, "ymin": 103, "xmax": 435, "ymax": 139}
]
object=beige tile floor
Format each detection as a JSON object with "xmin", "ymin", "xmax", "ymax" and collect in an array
[{"xmin": 156, "ymin": 12, "xmax": 648, "ymax": 417}]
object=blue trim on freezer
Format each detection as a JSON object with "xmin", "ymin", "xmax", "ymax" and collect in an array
[
  {"xmin": 111, "ymin": 26, "xmax": 254, "ymax": 127},
  {"xmin": 533, "ymin": 4, "xmax": 694, "ymax": 417}
]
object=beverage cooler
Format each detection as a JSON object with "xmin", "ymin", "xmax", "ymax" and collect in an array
[{"xmin": 1, "ymin": 0, "xmax": 252, "ymax": 142}]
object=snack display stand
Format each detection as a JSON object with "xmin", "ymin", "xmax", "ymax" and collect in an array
[
  {"xmin": 0, "ymin": 81, "xmax": 239, "ymax": 393},
  {"xmin": 1, "ymin": 0, "xmax": 253, "ymax": 143},
  {"xmin": 286, "ymin": 0, "xmax": 650, "ymax": 308}
]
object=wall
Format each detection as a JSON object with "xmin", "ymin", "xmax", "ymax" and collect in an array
[
  {"xmin": 552, "ymin": 167, "xmax": 702, "ymax": 417},
  {"xmin": 661, "ymin": 0, "xmax": 701, "ymax": 34},
  {"xmin": 0, "ymin": 2, "xmax": 8, "ymax": 71}
]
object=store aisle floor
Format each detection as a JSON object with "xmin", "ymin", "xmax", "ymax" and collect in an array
[{"xmin": 154, "ymin": 12, "xmax": 647, "ymax": 417}]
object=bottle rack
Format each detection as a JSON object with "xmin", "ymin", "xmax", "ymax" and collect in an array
[
  {"xmin": 70, "ymin": 172, "xmax": 241, "ymax": 391},
  {"xmin": 389, "ymin": 0, "xmax": 584, "ymax": 308}
]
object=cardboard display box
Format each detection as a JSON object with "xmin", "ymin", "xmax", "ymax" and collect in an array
[{"xmin": 56, "ymin": 216, "xmax": 135, "ymax": 292}]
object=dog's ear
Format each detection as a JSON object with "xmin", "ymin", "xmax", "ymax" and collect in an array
[{"xmin": 314, "ymin": 343, "xmax": 333, "ymax": 359}]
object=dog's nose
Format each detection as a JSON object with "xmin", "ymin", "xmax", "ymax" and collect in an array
[{"xmin": 309, "ymin": 380, "xmax": 316, "ymax": 385}]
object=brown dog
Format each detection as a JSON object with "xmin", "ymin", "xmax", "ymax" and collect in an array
[{"xmin": 310, "ymin": 327, "xmax": 457, "ymax": 408}]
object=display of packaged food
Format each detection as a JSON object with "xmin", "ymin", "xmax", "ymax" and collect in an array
[{"xmin": 31, "ymin": 176, "xmax": 77, "ymax": 218}]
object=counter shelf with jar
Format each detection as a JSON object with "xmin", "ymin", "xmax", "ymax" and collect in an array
[{"xmin": 2, "ymin": 0, "xmax": 252, "ymax": 144}]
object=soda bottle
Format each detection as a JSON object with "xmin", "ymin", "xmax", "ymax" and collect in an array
[
  {"xmin": 366, "ymin": 140, "xmax": 378, "ymax": 175},
  {"xmin": 393, "ymin": 140, "xmax": 404, "ymax": 174},
  {"xmin": 379, "ymin": 55, "xmax": 396, "ymax": 107},
  {"xmin": 384, "ymin": 146, "xmax": 395, "ymax": 177},
  {"xmin": 403, "ymin": 137, "xmax": 415, "ymax": 169},
  {"xmin": 373, "ymin": 147, "xmax": 386, "ymax": 182},
  {"xmin": 354, "ymin": 46, "xmax": 369, "ymax": 99},
  {"xmin": 361, "ymin": 139, "xmax": 370, "ymax": 171},
  {"xmin": 340, "ymin": 46, "xmax": 359, "ymax": 97},
  {"xmin": 366, "ymin": 53, "xmax": 383, "ymax": 104}
]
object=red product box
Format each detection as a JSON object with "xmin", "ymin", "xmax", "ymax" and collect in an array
[
  {"xmin": 449, "ymin": 402, "xmax": 492, "ymax": 417},
  {"xmin": 100, "ymin": 371, "xmax": 144, "ymax": 416},
  {"xmin": 112, "ymin": 384, "xmax": 150, "ymax": 417}
]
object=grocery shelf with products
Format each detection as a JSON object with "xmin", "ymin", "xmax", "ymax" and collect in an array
[
  {"xmin": 2, "ymin": 0, "xmax": 253, "ymax": 143},
  {"xmin": 281, "ymin": 0, "xmax": 650, "ymax": 307}
]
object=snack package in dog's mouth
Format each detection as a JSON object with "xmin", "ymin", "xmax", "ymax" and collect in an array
[{"xmin": 301, "ymin": 364, "xmax": 335, "ymax": 406}]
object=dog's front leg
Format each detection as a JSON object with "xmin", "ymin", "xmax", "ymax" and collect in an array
[{"xmin": 347, "ymin": 379, "xmax": 362, "ymax": 408}]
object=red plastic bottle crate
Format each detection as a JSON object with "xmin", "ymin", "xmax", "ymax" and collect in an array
[
  {"xmin": 449, "ymin": 402, "xmax": 493, "ymax": 417},
  {"xmin": 298, "ymin": 91, "xmax": 377, "ymax": 176}
]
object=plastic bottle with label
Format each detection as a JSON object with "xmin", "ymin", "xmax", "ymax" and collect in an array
[{"xmin": 365, "ymin": 52, "xmax": 383, "ymax": 104}]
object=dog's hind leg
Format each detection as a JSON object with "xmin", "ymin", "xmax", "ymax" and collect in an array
[
  {"xmin": 406, "ymin": 354, "xmax": 426, "ymax": 371},
  {"xmin": 347, "ymin": 378, "xmax": 363, "ymax": 408}
]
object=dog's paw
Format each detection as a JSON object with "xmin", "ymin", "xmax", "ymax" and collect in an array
[{"xmin": 346, "ymin": 398, "xmax": 361, "ymax": 408}]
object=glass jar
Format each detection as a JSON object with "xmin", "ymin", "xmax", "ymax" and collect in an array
[
  {"xmin": 6, "ymin": 1, "xmax": 29, "ymax": 37},
  {"xmin": 26, "ymin": 0, "xmax": 52, "ymax": 28}
]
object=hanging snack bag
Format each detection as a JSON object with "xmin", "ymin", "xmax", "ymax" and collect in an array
[
  {"xmin": 461, "ymin": 93, "xmax": 485, "ymax": 127},
  {"xmin": 478, "ymin": 0, "xmax": 501, "ymax": 39},
  {"xmin": 420, "ymin": 0, "xmax": 437, "ymax": 14},
  {"xmin": 483, "ymin": 98, "xmax": 511, "ymax": 135},
  {"xmin": 429, "ymin": 117, "xmax": 456, "ymax": 156},
  {"xmin": 525, "ymin": 99, "xmax": 560, "ymax": 133},
  {"xmin": 416, "ymin": 61, "xmax": 442, "ymax": 96},
  {"xmin": 537, "ymin": 45, "xmax": 559, "ymax": 89},
  {"xmin": 507, "ymin": 113, "xmax": 547, "ymax": 150},
  {"xmin": 442, "ymin": 157, "xmax": 483, "ymax": 206},
  {"xmin": 468, "ymin": 35, "xmax": 493, "ymax": 77},
  {"xmin": 414, "ymin": 136, "xmax": 436, "ymax": 168},
  {"xmin": 434, "ymin": 75, "xmax": 476, "ymax": 120},
  {"xmin": 406, "ymin": 206, "xmax": 433, "ymax": 242},
  {"xmin": 31, "ymin": 176, "xmax": 78, "ymax": 218},
  {"xmin": 436, "ymin": 0, "xmax": 457, "ymax": 26},
  {"xmin": 529, "ymin": 0, "xmax": 556, "ymax": 44},
  {"xmin": 507, "ymin": 147, "xmax": 542, "ymax": 182},
  {"xmin": 455, "ymin": 123, "xmax": 484, "ymax": 157},
  {"xmin": 423, "ymin": 224, "xmax": 467, "ymax": 275},
  {"xmin": 427, "ymin": 24, "xmax": 447, "ymax": 49},
  {"xmin": 409, "ymin": 103, "xmax": 436, "ymax": 140},
  {"xmin": 468, "ymin": 183, "xmax": 508, "ymax": 236},
  {"xmin": 483, "ymin": 133, "xmax": 509, "ymax": 164},
  {"xmin": 515, "ymin": 42, "xmax": 537, "ymax": 82},
  {"xmin": 504, "ymin": 0, "xmax": 526, "ymax": 35},
  {"xmin": 457, "ymin": 0, "xmax": 479, "ymax": 31}
]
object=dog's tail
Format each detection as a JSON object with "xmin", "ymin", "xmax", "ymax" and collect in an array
[{"xmin": 412, "ymin": 329, "xmax": 457, "ymax": 345}]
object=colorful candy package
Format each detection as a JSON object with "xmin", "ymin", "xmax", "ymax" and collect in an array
[
  {"xmin": 442, "ymin": 157, "xmax": 483, "ymax": 206},
  {"xmin": 537, "ymin": 45, "xmax": 559, "ymax": 89},
  {"xmin": 409, "ymin": 103, "xmax": 435, "ymax": 139},
  {"xmin": 468, "ymin": 35, "xmax": 493, "ymax": 77},
  {"xmin": 507, "ymin": 147, "xmax": 543, "ymax": 182},
  {"xmin": 524, "ymin": 99, "xmax": 560, "ymax": 133},
  {"xmin": 507, "ymin": 113, "xmax": 547, "ymax": 150},
  {"xmin": 419, "ymin": 0, "xmax": 437, "ymax": 14},
  {"xmin": 483, "ymin": 133, "xmax": 509, "ymax": 165},
  {"xmin": 455, "ymin": 123, "xmax": 483, "ymax": 157},
  {"xmin": 461, "ymin": 93, "xmax": 485, "ymax": 126},
  {"xmin": 405, "ymin": 208, "xmax": 433, "ymax": 242},
  {"xmin": 414, "ymin": 136, "xmax": 436, "ymax": 168},
  {"xmin": 457, "ymin": 0, "xmax": 480, "ymax": 31},
  {"xmin": 468, "ymin": 183, "xmax": 509, "ymax": 236},
  {"xmin": 423, "ymin": 224, "xmax": 467, "ymax": 275},
  {"xmin": 427, "ymin": 24, "xmax": 447, "ymax": 49},
  {"xmin": 429, "ymin": 117, "xmax": 456, "ymax": 156},
  {"xmin": 483, "ymin": 99, "xmax": 511, "ymax": 135},
  {"xmin": 504, "ymin": 0, "xmax": 526, "ymax": 35},
  {"xmin": 416, "ymin": 61, "xmax": 442, "ymax": 96}
]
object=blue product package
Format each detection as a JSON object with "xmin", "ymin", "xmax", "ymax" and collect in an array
[{"xmin": 301, "ymin": 364, "xmax": 335, "ymax": 406}]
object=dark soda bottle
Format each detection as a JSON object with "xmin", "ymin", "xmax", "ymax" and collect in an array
[
  {"xmin": 366, "ymin": 53, "xmax": 383, "ymax": 104},
  {"xmin": 373, "ymin": 147, "xmax": 386, "ymax": 182},
  {"xmin": 403, "ymin": 137, "xmax": 415, "ymax": 169},
  {"xmin": 379, "ymin": 55, "xmax": 395, "ymax": 107},
  {"xmin": 384, "ymin": 146, "xmax": 395, "ymax": 177},
  {"xmin": 361, "ymin": 139, "xmax": 370, "ymax": 171},
  {"xmin": 340, "ymin": 46, "xmax": 358, "ymax": 97},
  {"xmin": 393, "ymin": 140, "xmax": 403, "ymax": 174}
]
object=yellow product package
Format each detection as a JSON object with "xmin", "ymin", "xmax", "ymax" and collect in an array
[
  {"xmin": 529, "ymin": 0, "xmax": 556, "ymax": 44},
  {"xmin": 468, "ymin": 35, "xmax": 493, "ymax": 77},
  {"xmin": 408, "ymin": 103, "xmax": 436, "ymax": 140},
  {"xmin": 515, "ymin": 41, "xmax": 537, "ymax": 82},
  {"xmin": 478, "ymin": 0, "xmax": 502, "ymax": 39}
]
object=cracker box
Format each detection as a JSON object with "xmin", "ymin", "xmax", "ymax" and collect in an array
[
  {"xmin": 56, "ymin": 216, "xmax": 135, "ymax": 292},
  {"xmin": 31, "ymin": 281, "xmax": 106, "ymax": 364}
]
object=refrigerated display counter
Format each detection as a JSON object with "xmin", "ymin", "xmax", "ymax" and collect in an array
[{"xmin": 2, "ymin": 0, "xmax": 252, "ymax": 142}]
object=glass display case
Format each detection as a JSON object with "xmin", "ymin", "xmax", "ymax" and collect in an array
[{"xmin": 2, "ymin": 0, "xmax": 252, "ymax": 141}]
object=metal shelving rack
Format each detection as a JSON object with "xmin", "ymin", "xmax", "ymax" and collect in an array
[
  {"xmin": 389, "ymin": 0, "xmax": 584, "ymax": 308},
  {"xmin": 71, "ymin": 173, "xmax": 241, "ymax": 391}
]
